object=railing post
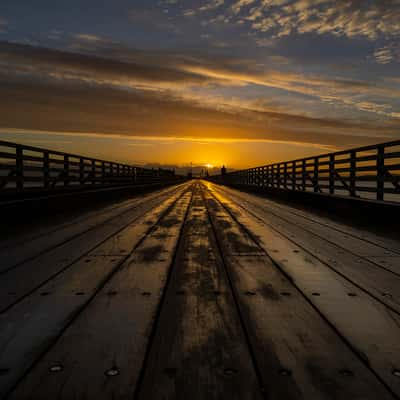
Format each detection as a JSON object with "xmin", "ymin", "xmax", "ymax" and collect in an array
[
  {"xmin": 329, "ymin": 154, "xmax": 335, "ymax": 195},
  {"xmin": 277, "ymin": 164, "xmax": 281, "ymax": 189},
  {"xmin": 262, "ymin": 166, "xmax": 266, "ymax": 189},
  {"xmin": 64, "ymin": 155, "xmax": 69, "ymax": 186},
  {"xmin": 292, "ymin": 161, "xmax": 296, "ymax": 190},
  {"xmin": 43, "ymin": 151, "xmax": 49, "ymax": 188},
  {"xmin": 314, "ymin": 157, "xmax": 319, "ymax": 192},
  {"xmin": 92, "ymin": 160, "xmax": 96, "ymax": 186},
  {"xmin": 302, "ymin": 159, "xmax": 306, "ymax": 191},
  {"xmin": 101, "ymin": 161, "xmax": 105, "ymax": 185},
  {"xmin": 377, "ymin": 145, "xmax": 385, "ymax": 201},
  {"xmin": 16, "ymin": 145, "xmax": 24, "ymax": 191},
  {"xmin": 79, "ymin": 158, "xmax": 84, "ymax": 185},
  {"xmin": 270, "ymin": 166, "xmax": 274, "ymax": 188},
  {"xmin": 284, "ymin": 162, "xmax": 287, "ymax": 189},
  {"xmin": 349, "ymin": 150, "xmax": 356, "ymax": 197}
]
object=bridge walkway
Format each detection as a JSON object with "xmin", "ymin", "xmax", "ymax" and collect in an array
[{"xmin": 0, "ymin": 181, "xmax": 399, "ymax": 399}]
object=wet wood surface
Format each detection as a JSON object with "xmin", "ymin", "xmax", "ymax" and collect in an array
[{"xmin": 1, "ymin": 181, "xmax": 399, "ymax": 399}]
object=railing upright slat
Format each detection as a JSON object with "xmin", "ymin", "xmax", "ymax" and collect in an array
[
  {"xmin": 377, "ymin": 145, "xmax": 385, "ymax": 201},
  {"xmin": 350, "ymin": 150, "xmax": 356, "ymax": 197},
  {"xmin": 16, "ymin": 145, "xmax": 23, "ymax": 191},
  {"xmin": 329, "ymin": 154, "xmax": 335, "ymax": 195},
  {"xmin": 314, "ymin": 157, "xmax": 319, "ymax": 193},
  {"xmin": 43, "ymin": 151, "xmax": 50, "ymax": 188},
  {"xmin": 64, "ymin": 155, "xmax": 69, "ymax": 187}
]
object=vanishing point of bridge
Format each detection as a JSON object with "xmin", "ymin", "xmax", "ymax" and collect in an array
[{"xmin": 0, "ymin": 140, "xmax": 400, "ymax": 399}]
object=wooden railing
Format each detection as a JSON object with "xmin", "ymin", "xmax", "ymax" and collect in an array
[
  {"xmin": 0, "ymin": 140, "xmax": 182, "ymax": 195},
  {"xmin": 208, "ymin": 140, "xmax": 400, "ymax": 203}
]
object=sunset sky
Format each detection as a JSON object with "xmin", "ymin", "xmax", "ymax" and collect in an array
[{"xmin": 1, "ymin": 0, "xmax": 400, "ymax": 169}]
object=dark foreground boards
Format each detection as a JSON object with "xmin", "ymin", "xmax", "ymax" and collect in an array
[{"xmin": 0, "ymin": 181, "xmax": 399, "ymax": 399}]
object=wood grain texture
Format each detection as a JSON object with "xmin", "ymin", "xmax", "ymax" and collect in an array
[
  {"xmin": 7, "ymin": 190, "xmax": 192, "ymax": 399},
  {"xmin": 0, "ymin": 187, "xmax": 186, "ymax": 312},
  {"xmin": 137, "ymin": 184, "xmax": 262, "ymax": 400},
  {"xmin": 208, "ymin": 183, "xmax": 400, "ymax": 397}
]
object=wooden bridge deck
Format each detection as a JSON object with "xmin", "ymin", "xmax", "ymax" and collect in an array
[{"xmin": 1, "ymin": 181, "xmax": 399, "ymax": 399}]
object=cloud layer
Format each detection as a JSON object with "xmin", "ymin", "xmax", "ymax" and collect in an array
[{"xmin": 0, "ymin": 40, "xmax": 399, "ymax": 150}]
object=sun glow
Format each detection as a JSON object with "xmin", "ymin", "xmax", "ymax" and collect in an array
[{"xmin": 205, "ymin": 163, "xmax": 214, "ymax": 169}]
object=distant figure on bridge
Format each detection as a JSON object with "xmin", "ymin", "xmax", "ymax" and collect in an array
[{"xmin": 221, "ymin": 165, "xmax": 226, "ymax": 176}]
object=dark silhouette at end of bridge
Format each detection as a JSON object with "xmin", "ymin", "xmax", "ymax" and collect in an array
[{"xmin": 0, "ymin": 139, "xmax": 400, "ymax": 400}]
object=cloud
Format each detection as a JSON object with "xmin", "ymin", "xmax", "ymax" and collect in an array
[
  {"xmin": 199, "ymin": 0, "xmax": 225, "ymax": 12},
  {"xmin": 73, "ymin": 33, "xmax": 106, "ymax": 43},
  {"xmin": 1, "ymin": 40, "xmax": 399, "ymax": 121},
  {"xmin": 0, "ymin": 61, "xmax": 398, "ymax": 148},
  {"xmin": 0, "ymin": 40, "xmax": 399, "ymax": 150},
  {"xmin": 373, "ymin": 44, "xmax": 400, "ymax": 64},
  {"xmin": 227, "ymin": 0, "xmax": 400, "ymax": 41},
  {"xmin": 0, "ymin": 41, "xmax": 219, "ymax": 91},
  {"xmin": 183, "ymin": 0, "xmax": 225, "ymax": 16}
]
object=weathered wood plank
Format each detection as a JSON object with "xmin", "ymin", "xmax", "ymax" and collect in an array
[
  {"xmin": 207, "ymin": 185, "xmax": 400, "ymax": 397},
  {"xmin": 0, "ymin": 187, "xmax": 185, "ymax": 312},
  {"xmin": 0, "ymin": 184, "xmax": 185, "ymax": 272},
  {"xmin": 8, "ymin": 190, "xmax": 192, "ymax": 399},
  {"xmin": 0, "ymin": 187, "xmax": 189, "ymax": 397},
  {"xmin": 211, "ymin": 185, "xmax": 400, "ymax": 311},
  {"xmin": 137, "ymin": 185, "xmax": 262, "ymax": 400},
  {"xmin": 0, "ymin": 256, "xmax": 123, "ymax": 398},
  {"xmin": 216, "ymin": 185, "xmax": 400, "ymax": 256}
]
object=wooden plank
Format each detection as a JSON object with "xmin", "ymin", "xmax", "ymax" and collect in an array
[
  {"xmin": 207, "ymin": 184, "xmax": 400, "ymax": 397},
  {"xmin": 211, "ymin": 185, "xmax": 400, "ymax": 312},
  {"xmin": 0, "ymin": 183, "xmax": 185, "ymax": 269},
  {"xmin": 137, "ymin": 185, "xmax": 262, "ymax": 400},
  {"xmin": 0, "ymin": 187, "xmax": 186, "ymax": 313},
  {"xmin": 0, "ymin": 255, "xmax": 123, "ymax": 398},
  {"xmin": 8, "ymin": 190, "xmax": 192, "ymax": 399},
  {"xmin": 0, "ymin": 186, "xmax": 190, "ymax": 397},
  {"xmin": 215, "ymin": 184, "xmax": 400, "ymax": 255},
  {"xmin": 0, "ymin": 183, "xmax": 183, "ymax": 250}
]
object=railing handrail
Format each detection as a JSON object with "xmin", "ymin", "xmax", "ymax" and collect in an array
[
  {"xmin": 0, "ymin": 140, "xmax": 165, "ymax": 171},
  {"xmin": 208, "ymin": 139, "xmax": 400, "ymax": 203},
  {"xmin": 0, "ymin": 140, "xmax": 182, "ymax": 195},
  {"xmin": 231, "ymin": 139, "xmax": 400, "ymax": 172}
]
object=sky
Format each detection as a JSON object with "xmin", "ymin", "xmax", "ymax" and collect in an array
[{"xmin": 0, "ymin": 0, "xmax": 400, "ymax": 170}]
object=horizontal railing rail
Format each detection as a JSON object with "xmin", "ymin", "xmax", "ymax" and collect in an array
[
  {"xmin": 208, "ymin": 139, "xmax": 400, "ymax": 203},
  {"xmin": 0, "ymin": 140, "xmax": 183, "ymax": 195}
]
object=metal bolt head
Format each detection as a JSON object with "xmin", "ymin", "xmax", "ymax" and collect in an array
[
  {"xmin": 49, "ymin": 364, "xmax": 63, "ymax": 373},
  {"xmin": 224, "ymin": 368, "xmax": 238, "ymax": 376},
  {"xmin": 105, "ymin": 367, "xmax": 119, "ymax": 377},
  {"xmin": 393, "ymin": 369, "xmax": 400, "ymax": 378}
]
